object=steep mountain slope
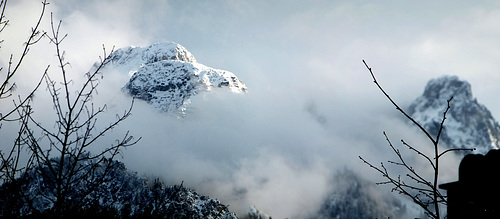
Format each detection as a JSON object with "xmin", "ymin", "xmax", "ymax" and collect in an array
[
  {"xmin": 312, "ymin": 169, "xmax": 416, "ymax": 219},
  {"xmin": 0, "ymin": 157, "xmax": 237, "ymax": 218},
  {"xmin": 97, "ymin": 42, "xmax": 247, "ymax": 114},
  {"xmin": 408, "ymin": 75, "xmax": 500, "ymax": 154}
]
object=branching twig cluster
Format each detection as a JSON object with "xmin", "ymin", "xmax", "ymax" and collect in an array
[
  {"xmin": 359, "ymin": 60, "xmax": 474, "ymax": 219},
  {"xmin": 0, "ymin": 0, "xmax": 49, "ymax": 183},
  {"xmin": 16, "ymin": 14, "xmax": 140, "ymax": 217},
  {"xmin": 0, "ymin": 2, "xmax": 140, "ymax": 217}
]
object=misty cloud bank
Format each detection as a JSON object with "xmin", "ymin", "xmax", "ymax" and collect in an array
[
  {"xmin": 23, "ymin": 59, "xmax": 455, "ymax": 218},
  {"xmin": 3, "ymin": 0, "xmax": 500, "ymax": 218}
]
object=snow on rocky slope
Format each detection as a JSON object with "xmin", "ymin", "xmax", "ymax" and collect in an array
[
  {"xmin": 312, "ymin": 169, "xmax": 412, "ymax": 219},
  {"xmin": 0, "ymin": 157, "xmax": 237, "ymax": 218},
  {"xmin": 408, "ymin": 75, "xmax": 500, "ymax": 154},
  {"xmin": 97, "ymin": 42, "xmax": 247, "ymax": 114}
]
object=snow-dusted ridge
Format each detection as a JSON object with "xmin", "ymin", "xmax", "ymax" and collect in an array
[
  {"xmin": 0, "ymin": 157, "xmax": 238, "ymax": 218},
  {"xmin": 103, "ymin": 42, "xmax": 197, "ymax": 76},
  {"xmin": 99, "ymin": 42, "xmax": 247, "ymax": 114},
  {"xmin": 408, "ymin": 75, "xmax": 500, "ymax": 154}
]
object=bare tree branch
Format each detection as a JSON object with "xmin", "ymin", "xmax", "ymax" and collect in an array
[
  {"xmin": 0, "ymin": 12, "xmax": 140, "ymax": 217},
  {"xmin": 359, "ymin": 60, "xmax": 471, "ymax": 218},
  {"xmin": 0, "ymin": 0, "xmax": 49, "ymax": 183}
]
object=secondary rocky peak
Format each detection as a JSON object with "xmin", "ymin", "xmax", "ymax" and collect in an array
[
  {"xmin": 408, "ymin": 75, "xmax": 500, "ymax": 154},
  {"xmin": 422, "ymin": 75, "xmax": 472, "ymax": 102}
]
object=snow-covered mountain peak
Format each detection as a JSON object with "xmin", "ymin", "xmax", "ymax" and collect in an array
[
  {"xmin": 103, "ymin": 42, "xmax": 197, "ymax": 77},
  {"xmin": 97, "ymin": 42, "xmax": 247, "ymax": 114},
  {"xmin": 408, "ymin": 75, "xmax": 500, "ymax": 154},
  {"xmin": 140, "ymin": 42, "xmax": 197, "ymax": 63},
  {"xmin": 421, "ymin": 75, "xmax": 472, "ymax": 103}
]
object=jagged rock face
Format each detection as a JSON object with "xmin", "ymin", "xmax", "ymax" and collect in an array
[
  {"xmin": 248, "ymin": 205, "xmax": 272, "ymax": 219},
  {"xmin": 100, "ymin": 42, "xmax": 247, "ymax": 114},
  {"xmin": 107, "ymin": 42, "xmax": 197, "ymax": 69},
  {"xmin": 408, "ymin": 75, "xmax": 500, "ymax": 154}
]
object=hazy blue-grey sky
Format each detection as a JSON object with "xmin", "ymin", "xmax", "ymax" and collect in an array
[{"xmin": 3, "ymin": 1, "xmax": 500, "ymax": 217}]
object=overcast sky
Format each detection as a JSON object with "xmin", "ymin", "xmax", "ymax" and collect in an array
[{"xmin": 3, "ymin": 1, "xmax": 500, "ymax": 217}]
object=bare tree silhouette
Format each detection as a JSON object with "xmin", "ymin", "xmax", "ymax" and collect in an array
[
  {"xmin": 359, "ymin": 60, "xmax": 473, "ymax": 219},
  {"xmin": 0, "ymin": 1, "xmax": 140, "ymax": 217},
  {"xmin": 17, "ymin": 14, "xmax": 140, "ymax": 217},
  {"xmin": 0, "ymin": 0, "xmax": 48, "ymax": 183}
]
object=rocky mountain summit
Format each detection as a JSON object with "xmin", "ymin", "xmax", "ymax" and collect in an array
[
  {"xmin": 99, "ymin": 42, "xmax": 247, "ymax": 114},
  {"xmin": 408, "ymin": 75, "xmax": 500, "ymax": 154}
]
